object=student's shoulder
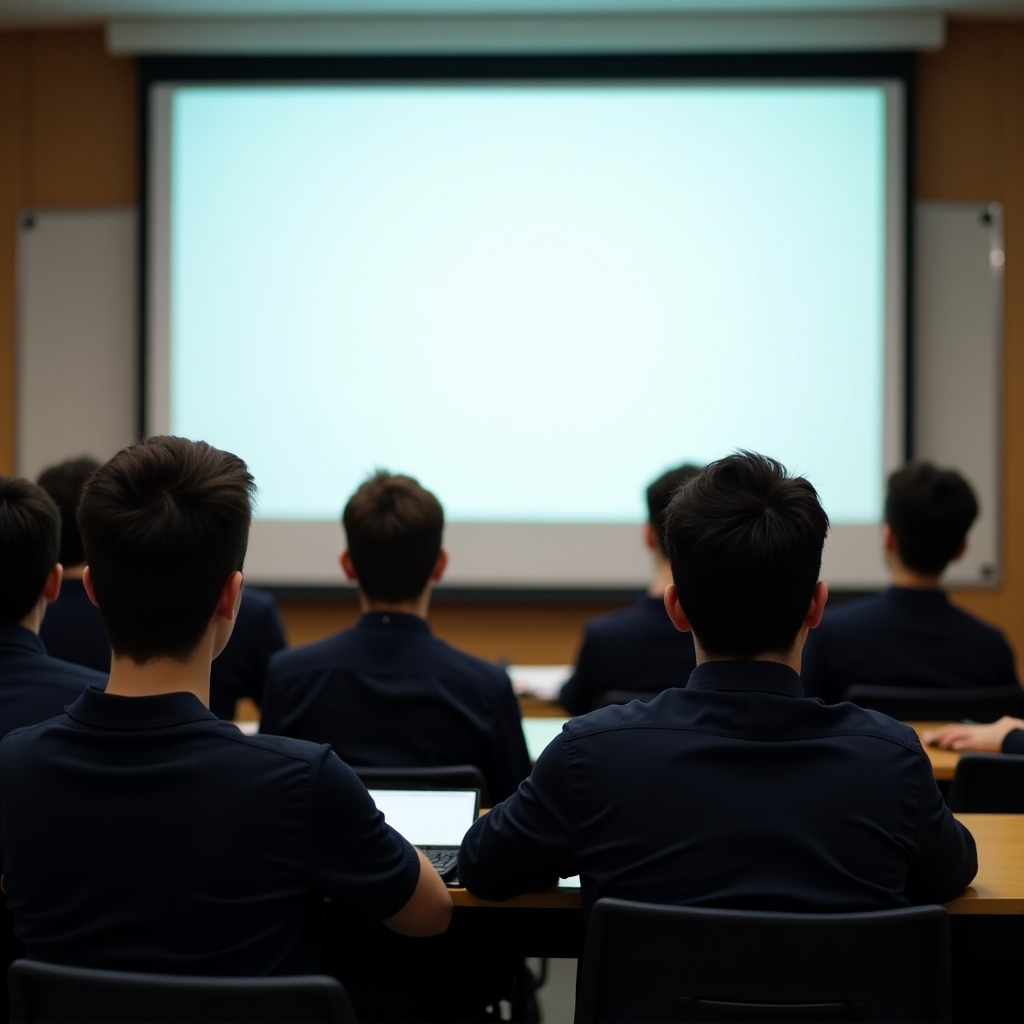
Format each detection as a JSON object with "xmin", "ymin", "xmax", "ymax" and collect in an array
[
  {"xmin": 267, "ymin": 630, "xmax": 351, "ymax": 677},
  {"xmin": 428, "ymin": 636, "xmax": 512, "ymax": 691}
]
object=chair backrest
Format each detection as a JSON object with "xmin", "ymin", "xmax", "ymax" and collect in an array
[
  {"xmin": 948, "ymin": 752, "xmax": 1024, "ymax": 812},
  {"xmin": 7, "ymin": 960, "xmax": 356, "ymax": 1024},
  {"xmin": 574, "ymin": 898, "xmax": 951, "ymax": 1024},
  {"xmin": 352, "ymin": 763, "xmax": 489, "ymax": 807},
  {"xmin": 842, "ymin": 684, "xmax": 1024, "ymax": 723}
]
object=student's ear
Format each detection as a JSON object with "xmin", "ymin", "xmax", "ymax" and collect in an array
[
  {"xmin": 82, "ymin": 566, "xmax": 99, "ymax": 607},
  {"xmin": 663, "ymin": 583, "xmax": 692, "ymax": 634},
  {"xmin": 805, "ymin": 580, "xmax": 829, "ymax": 630},
  {"xmin": 430, "ymin": 549, "xmax": 448, "ymax": 584},
  {"xmin": 643, "ymin": 523, "xmax": 658, "ymax": 552},
  {"xmin": 882, "ymin": 524, "xmax": 897, "ymax": 556},
  {"xmin": 41, "ymin": 563, "xmax": 63, "ymax": 604},
  {"xmin": 339, "ymin": 550, "xmax": 358, "ymax": 583},
  {"xmin": 216, "ymin": 571, "xmax": 244, "ymax": 623}
]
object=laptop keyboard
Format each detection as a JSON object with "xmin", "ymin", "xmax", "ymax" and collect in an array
[{"xmin": 424, "ymin": 848, "xmax": 458, "ymax": 881}]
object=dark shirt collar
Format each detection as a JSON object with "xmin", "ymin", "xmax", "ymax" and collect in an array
[
  {"xmin": 884, "ymin": 586, "xmax": 950, "ymax": 607},
  {"xmin": 356, "ymin": 611, "xmax": 432, "ymax": 634},
  {"xmin": 685, "ymin": 660, "xmax": 804, "ymax": 698},
  {"xmin": 64, "ymin": 687, "xmax": 217, "ymax": 731},
  {"xmin": 0, "ymin": 621, "xmax": 46, "ymax": 655}
]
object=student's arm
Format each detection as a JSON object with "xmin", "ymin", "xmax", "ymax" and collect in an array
[
  {"xmin": 383, "ymin": 849, "xmax": 453, "ymax": 937},
  {"xmin": 458, "ymin": 737, "xmax": 574, "ymax": 900},
  {"xmin": 558, "ymin": 629, "xmax": 600, "ymax": 717},
  {"xmin": 923, "ymin": 717, "xmax": 1024, "ymax": 752},
  {"xmin": 905, "ymin": 756, "xmax": 978, "ymax": 904},
  {"xmin": 310, "ymin": 750, "xmax": 452, "ymax": 934}
]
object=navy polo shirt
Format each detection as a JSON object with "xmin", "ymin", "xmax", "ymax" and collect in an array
[
  {"xmin": 260, "ymin": 612, "xmax": 530, "ymax": 803},
  {"xmin": 559, "ymin": 594, "xmax": 697, "ymax": 715},
  {"xmin": 459, "ymin": 660, "xmax": 977, "ymax": 917},
  {"xmin": 0, "ymin": 688, "xmax": 420, "ymax": 975},
  {"xmin": 0, "ymin": 622, "xmax": 105, "ymax": 739},
  {"xmin": 802, "ymin": 586, "xmax": 1019, "ymax": 704}
]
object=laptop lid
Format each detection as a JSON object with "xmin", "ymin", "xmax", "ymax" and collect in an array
[{"xmin": 368, "ymin": 787, "xmax": 480, "ymax": 850}]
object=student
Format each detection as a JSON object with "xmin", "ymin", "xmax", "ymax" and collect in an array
[
  {"xmin": 0, "ymin": 475, "xmax": 106, "ymax": 739},
  {"xmin": 802, "ymin": 462, "xmax": 1019, "ymax": 704},
  {"xmin": 0, "ymin": 437, "xmax": 451, "ymax": 975},
  {"xmin": 36, "ymin": 454, "xmax": 288, "ymax": 720},
  {"xmin": 260, "ymin": 470, "xmax": 530, "ymax": 804},
  {"xmin": 36, "ymin": 456, "xmax": 109, "ymax": 674},
  {"xmin": 458, "ymin": 452, "xmax": 977, "ymax": 915},
  {"xmin": 559, "ymin": 463, "xmax": 701, "ymax": 715}
]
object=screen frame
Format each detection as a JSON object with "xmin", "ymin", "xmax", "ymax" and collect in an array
[{"xmin": 138, "ymin": 51, "xmax": 915, "ymax": 598}]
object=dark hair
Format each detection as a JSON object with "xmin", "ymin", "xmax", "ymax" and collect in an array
[
  {"xmin": 343, "ymin": 471, "xmax": 444, "ymax": 603},
  {"xmin": 663, "ymin": 451, "xmax": 829, "ymax": 658},
  {"xmin": 77, "ymin": 436, "xmax": 255, "ymax": 663},
  {"xmin": 37, "ymin": 455, "xmax": 101, "ymax": 567},
  {"xmin": 885, "ymin": 462, "xmax": 978, "ymax": 575},
  {"xmin": 0, "ymin": 477, "xmax": 61, "ymax": 623},
  {"xmin": 646, "ymin": 463, "xmax": 703, "ymax": 553}
]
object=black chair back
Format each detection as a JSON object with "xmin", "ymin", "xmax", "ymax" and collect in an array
[
  {"xmin": 574, "ymin": 898, "xmax": 951, "ymax": 1023},
  {"xmin": 352, "ymin": 764, "xmax": 489, "ymax": 807},
  {"xmin": 948, "ymin": 752, "xmax": 1024, "ymax": 812},
  {"xmin": 7, "ymin": 960, "xmax": 355, "ymax": 1023},
  {"xmin": 842, "ymin": 684, "xmax": 1023, "ymax": 723}
]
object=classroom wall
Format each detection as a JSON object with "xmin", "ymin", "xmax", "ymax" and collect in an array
[{"xmin": 1, "ymin": 22, "xmax": 1023, "ymax": 666}]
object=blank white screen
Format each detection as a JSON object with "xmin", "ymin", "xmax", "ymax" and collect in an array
[{"xmin": 148, "ymin": 79, "xmax": 904, "ymax": 589}]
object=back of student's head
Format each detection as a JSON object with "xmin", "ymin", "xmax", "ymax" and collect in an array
[
  {"xmin": 646, "ymin": 463, "xmax": 703, "ymax": 553},
  {"xmin": 343, "ymin": 471, "xmax": 443, "ymax": 603},
  {"xmin": 885, "ymin": 462, "xmax": 978, "ymax": 576},
  {"xmin": 0, "ymin": 477, "xmax": 60, "ymax": 624},
  {"xmin": 77, "ymin": 436, "xmax": 254, "ymax": 663},
  {"xmin": 37, "ymin": 455, "xmax": 101, "ymax": 568},
  {"xmin": 663, "ymin": 451, "xmax": 829, "ymax": 658}
]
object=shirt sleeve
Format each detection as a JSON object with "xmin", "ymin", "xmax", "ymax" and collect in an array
[
  {"xmin": 307, "ymin": 748, "xmax": 421, "ymax": 922},
  {"xmin": 905, "ymin": 750, "xmax": 978, "ymax": 904},
  {"xmin": 482, "ymin": 674, "xmax": 533, "ymax": 804},
  {"xmin": 458, "ymin": 735, "xmax": 575, "ymax": 901},
  {"xmin": 1001, "ymin": 729, "xmax": 1024, "ymax": 754}
]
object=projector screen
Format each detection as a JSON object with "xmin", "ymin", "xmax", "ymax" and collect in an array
[{"xmin": 145, "ymin": 67, "xmax": 907, "ymax": 591}]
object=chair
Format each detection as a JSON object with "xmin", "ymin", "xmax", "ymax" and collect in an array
[
  {"xmin": 948, "ymin": 752, "xmax": 1024, "ymax": 812},
  {"xmin": 842, "ymin": 684, "xmax": 1024, "ymax": 723},
  {"xmin": 574, "ymin": 898, "xmax": 951, "ymax": 1023},
  {"xmin": 7, "ymin": 959, "xmax": 355, "ymax": 1023},
  {"xmin": 352, "ymin": 763, "xmax": 490, "ymax": 807}
]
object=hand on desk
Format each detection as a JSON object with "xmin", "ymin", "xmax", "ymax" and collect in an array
[{"xmin": 923, "ymin": 716, "xmax": 1024, "ymax": 752}]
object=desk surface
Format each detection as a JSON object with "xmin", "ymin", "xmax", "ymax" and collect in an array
[{"xmin": 452, "ymin": 812, "xmax": 1021, "ymax": 915}]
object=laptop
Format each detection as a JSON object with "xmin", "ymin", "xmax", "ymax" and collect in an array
[{"xmin": 368, "ymin": 787, "xmax": 480, "ymax": 885}]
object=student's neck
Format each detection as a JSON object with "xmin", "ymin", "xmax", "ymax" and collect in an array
[
  {"xmin": 104, "ymin": 650, "xmax": 212, "ymax": 705},
  {"xmin": 889, "ymin": 567, "xmax": 943, "ymax": 590},
  {"xmin": 360, "ymin": 593, "xmax": 431, "ymax": 620}
]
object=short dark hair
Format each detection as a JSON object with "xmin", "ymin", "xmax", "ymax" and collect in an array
[
  {"xmin": 77, "ymin": 436, "xmax": 255, "ymax": 663},
  {"xmin": 0, "ymin": 477, "xmax": 61, "ymax": 623},
  {"xmin": 343, "ymin": 471, "xmax": 444, "ymax": 604},
  {"xmin": 663, "ymin": 451, "xmax": 829, "ymax": 658},
  {"xmin": 646, "ymin": 463, "xmax": 703, "ymax": 553},
  {"xmin": 37, "ymin": 456, "xmax": 101, "ymax": 567},
  {"xmin": 885, "ymin": 462, "xmax": 978, "ymax": 576}
]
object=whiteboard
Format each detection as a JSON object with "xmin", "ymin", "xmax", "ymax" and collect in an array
[
  {"xmin": 16, "ymin": 208, "xmax": 139, "ymax": 480},
  {"xmin": 913, "ymin": 201, "xmax": 1003, "ymax": 587},
  {"xmin": 16, "ymin": 202, "xmax": 1003, "ymax": 588}
]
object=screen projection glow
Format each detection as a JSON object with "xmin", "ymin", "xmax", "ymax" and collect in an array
[{"xmin": 147, "ymin": 80, "xmax": 904, "ymax": 588}]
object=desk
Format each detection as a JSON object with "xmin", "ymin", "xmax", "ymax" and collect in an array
[{"xmin": 451, "ymin": 813, "xmax": 1024, "ymax": 915}]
